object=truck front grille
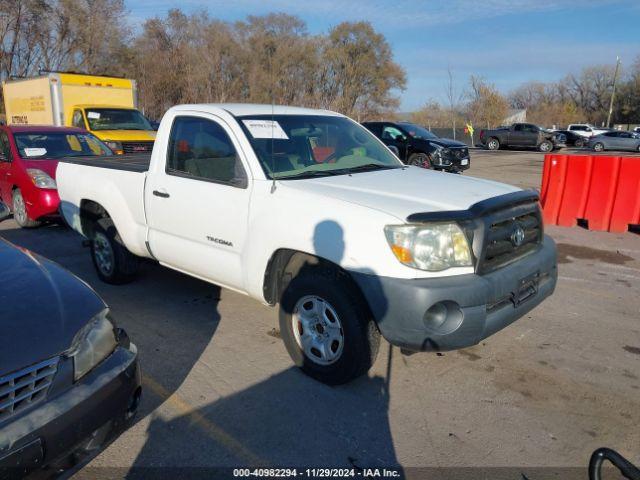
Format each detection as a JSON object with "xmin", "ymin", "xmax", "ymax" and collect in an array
[
  {"xmin": 0, "ymin": 357, "xmax": 59, "ymax": 422},
  {"xmin": 477, "ymin": 201, "xmax": 543, "ymax": 274},
  {"xmin": 122, "ymin": 141, "xmax": 154, "ymax": 154}
]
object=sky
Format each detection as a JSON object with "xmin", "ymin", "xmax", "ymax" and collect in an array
[{"xmin": 124, "ymin": 0, "xmax": 640, "ymax": 111}]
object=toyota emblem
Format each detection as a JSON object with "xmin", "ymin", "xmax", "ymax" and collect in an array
[{"xmin": 511, "ymin": 225, "xmax": 525, "ymax": 247}]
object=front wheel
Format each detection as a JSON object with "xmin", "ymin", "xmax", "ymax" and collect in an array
[
  {"xmin": 90, "ymin": 218, "xmax": 139, "ymax": 284},
  {"xmin": 538, "ymin": 140, "xmax": 553, "ymax": 152},
  {"xmin": 279, "ymin": 267, "xmax": 380, "ymax": 385},
  {"xmin": 12, "ymin": 189, "xmax": 40, "ymax": 228},
  {"xmin": 574, "ymin": 138, "xmax": 585, "ymax": 148},
  {"xmin": 593, "ymin": 142, "xmax": 605, "ymax": 152},
  {"xmin": 408, "ymin": 152, "xmax": 433, "ymax": 169},
  {"xmin": 486, "ymin": 138, "xmax": 500, "ymax": 150}
]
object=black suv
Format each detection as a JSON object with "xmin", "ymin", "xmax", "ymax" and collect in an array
[{"xmin": 362, "ymin": 121, "xmax": 470, "ymax": 173}]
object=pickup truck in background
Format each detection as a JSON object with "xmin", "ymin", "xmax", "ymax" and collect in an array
[
  {"xmin": 480, "ymin": 123, "xmax": 564, "ymax": 152},
  {"xmin": 57, "ymin": 104, "xmax": 558, "ymax": 385},
  {"xmin": 567, "ymin": 123, "xmax": 611, "ymax": 138}
]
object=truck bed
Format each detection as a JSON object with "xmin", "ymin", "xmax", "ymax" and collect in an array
[{"xmin": 58, "ymin": 153, "xmax": 151, "ymax": 172}]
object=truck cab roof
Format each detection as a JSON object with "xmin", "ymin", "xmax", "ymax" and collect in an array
[{"xmin": 169, "ymin": 103, "xmax": 343, "ymax": 118}]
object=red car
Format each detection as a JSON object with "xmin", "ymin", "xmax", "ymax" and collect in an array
[{"xmin": 0, "ymin": 125, "xmax": 112, "ymax": 227}]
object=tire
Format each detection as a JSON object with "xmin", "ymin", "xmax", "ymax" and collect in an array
[
  {"xmin": 486, "ymin": 138, "xmax": 500, "ymax": 150},
  {"xmin": 574, "ymin": 139, "xmax": 585, "ymax": 148},
  {"xmin": 12, "ymin": 189, "xmax": 40, "ymax": 228},
  {"xmin": 593, "ymin": 142, "xmax": 605, "ymax": 152},
  {"xmin": 538, "ymin": 140, "xmax": 553, "ymax": 153},
  {"xmin": 279, "ymin": 267, "xmax": 380, "ymax": 385},
  {"xmin": 90, "ymin": 218, "xmax": 139, "ymax": 284},
  {"xmin": 408, "ymin": 152, "xmax": 432, "ymax": 169}
]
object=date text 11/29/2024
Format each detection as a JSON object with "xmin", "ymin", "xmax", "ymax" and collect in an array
[{"xmin": 233, "ymin": 468, "xmax": 402, "ymax": 478}]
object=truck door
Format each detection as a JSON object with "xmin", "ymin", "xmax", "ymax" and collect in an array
[
  {"xmin": 0, "ymin": 130, "xmax": 14, "ymax": 205},
  {"xmin": 144, "ymin": 113, "xmax": 251, "ymax": 291}
]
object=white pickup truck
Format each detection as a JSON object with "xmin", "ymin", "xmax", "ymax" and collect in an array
[{"xmin": 57, "ymin": 104, "xmax": 557, "ymax": 385}]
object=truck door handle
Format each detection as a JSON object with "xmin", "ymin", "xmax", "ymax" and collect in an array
[{"xmin": 153, "ymin": 190, "xmax": 170, "ymax": 198}]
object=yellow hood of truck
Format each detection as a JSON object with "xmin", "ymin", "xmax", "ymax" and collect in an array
[{"xmin": 92, "ymin": 130, "xmax": 156, "ymax": 142}]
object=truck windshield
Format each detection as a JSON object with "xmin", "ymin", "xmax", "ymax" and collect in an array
[
  {"xmin": 237, "ymin": 115, "xmax": 403, "ymax": 179},
  {"xmin": 85, "ymin": 108, "xmax": 153, "ymax": 131},
  {"xmin": 14, "ymin": 132, "xmax": 113, "ymax": 159},
  {"xmin": 399, "ymin": 123, "xmax": 439, "ymax": 140}
]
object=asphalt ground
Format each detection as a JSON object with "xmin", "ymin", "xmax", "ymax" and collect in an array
[{"xmin": 0, "ymin": 148, "xmax": 638, "ymax": 479}]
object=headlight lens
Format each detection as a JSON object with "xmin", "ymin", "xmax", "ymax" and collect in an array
[
  {"xmin": 68, "ymin": 309, "xmax": 117, "ymax": 381},
  {"xmin": 384, "ymin": 223, "xmax": 472, "ymax": 271},
  {"xmin": 104, "ymin": 141, "xmax": 124, "ymax": 154},
  {"xmin": 26, "ymin": 169, "xmax": 57, "ymax": 189}
]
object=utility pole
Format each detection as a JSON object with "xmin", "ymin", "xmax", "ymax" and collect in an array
[{"xmin": 606, "ymin": 56, "xmax": 621, "ymax": 128}]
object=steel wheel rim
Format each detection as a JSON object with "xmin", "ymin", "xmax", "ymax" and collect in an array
[
  {"xmin": 488, "ymin": 140, "xmax": 498, "ymax": 150},
  {"xmin": 93, "ymin": 232, "xmax": 114, "ymax": 276},
  {"xmin": 540, "ymin": 142, "xmax": 552, "ymax": 152},
  {"xmin": 292, "ymin": 295, "xmax": 344, "ymax": 366},
  {"xmin": 13, "ymin": 193, "xmax": 27, "ymax": 224}
]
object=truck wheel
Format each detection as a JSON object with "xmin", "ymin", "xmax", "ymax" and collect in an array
[
  {"xmin": 279, "ymin": 268, "xmax": 380, "ymax": 385},
  {"xmin": 538, "ymin": 140, "xmax": 553, "ymax": 152},
  {"xmin": 593, "ymin": 142, "xmax": 605, "ymax": 152},
  {"xmin": 12, "ymin": 189, "xmax": 41, "ymax": 228},
  {"xmin": 486, "ymin": 138, "xmax": 500, "ymax": 150},
  {"xmin": 408, "ymin": 153, "xmax": 432, "ymax": 169},
  {"xmin": 90, "ymin": 218, "xmax": 139, "ymax": 284}
]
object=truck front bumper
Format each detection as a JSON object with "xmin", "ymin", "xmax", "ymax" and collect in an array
[{"xmin": 351, "ymin": 235, "xmax": 557, "ymax": 352}]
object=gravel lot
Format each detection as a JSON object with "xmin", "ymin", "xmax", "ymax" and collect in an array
[{"xmin": 1, "ymin": 149, "xmax": 638, "ymax": 479}]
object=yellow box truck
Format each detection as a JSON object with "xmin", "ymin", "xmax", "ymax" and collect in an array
[{"xmin": 2, "ymin": 72, "xmax": 156, "ymax": 154}]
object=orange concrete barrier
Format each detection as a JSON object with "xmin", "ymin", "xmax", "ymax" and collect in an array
[{"xmin": 540, "ymin": 154, "xmax": 640, "ymax": 233}]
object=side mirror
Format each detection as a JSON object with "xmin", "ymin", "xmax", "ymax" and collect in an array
[
  {"xmin": 0, "ymin": 152, "xmax": 6, "ymax": 162},
  {"xmin": 0, "ymin": 201, "xmax": 10, "ymax": 221},
  {"xmin": 388, "ymin": 145, "xmax": 400, "ymax": 157}
]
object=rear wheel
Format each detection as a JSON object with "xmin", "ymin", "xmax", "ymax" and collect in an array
[
  {"xmin": 538, "ymin": 140, "xmax": 553, "ymax": 152},
  {"xmin": 574, "ymin": 138, "xmax": 585, "ymax": 148},
  {"xmin": 593, "ymin": 142, "xmax": 605, "ymax": 152},
  {"xmin": 486, "ymin": 138, "xmax": 500, "ymax": 150},
  {"xmin": 279, "ymin": 267, "xmax": 380, "ymax": 385},
  {"xmin": 408, "ymin": 152, "xmax": 432, "ymax": 169},
  {"xmin": 90, "ymin": 218, "xmax": 139, "ymax": 284},
  {"xmin": 12, "ymin": 189, "xmax": 40, "ymax": 228}
]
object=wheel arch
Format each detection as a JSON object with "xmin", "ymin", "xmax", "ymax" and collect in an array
[
  {"xmin": 79, "ymin": 199, "xmax": 112, "ymax": 239},
  {"xmin": 262, "ymin": 248, "xmax": 369, "ymax": 309}
]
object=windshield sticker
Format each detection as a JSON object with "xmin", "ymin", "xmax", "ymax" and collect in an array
[
  {"xmin": 23, "ymin": 147, "xmax": 47, "ymax": 157},
  {"xmin": 87, "ymin": 111, "xmax": 101, "ymax": 119},
  {"xmin": 242, "ymin": 120, "xmax": 289, "ymax": 140}
]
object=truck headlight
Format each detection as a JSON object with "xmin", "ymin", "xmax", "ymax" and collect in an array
[
  {"xmin": 384, "ymin": 223, "xmax": 472, "ymax": 271},
  {"xmin": 104, "ymin": 141, "xmax": 124, "ymax": 154},
  {"xmin": 26, "ymin": 169, "xmax": 57, "ymax": 189},
  {"xmin": 68, "ymin": 309, "xmax": 117, "ymax": 381}
]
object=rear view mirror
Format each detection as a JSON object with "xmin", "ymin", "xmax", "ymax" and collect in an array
[{"xmin": 0, "ymin": 201, "xmax": 10, "ymax": 221}]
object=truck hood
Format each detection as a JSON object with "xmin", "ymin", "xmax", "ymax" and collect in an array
[
  {"xmin": 92, "ymin": 130, "xmax": 156, "ymax": 141},
  {"xmin": 0, "ymin": 239, "xmax": 106, "ymax": 374},
  {"xmin": 281, "ymin": 166, "xmax": 520, "ymax": 221}
]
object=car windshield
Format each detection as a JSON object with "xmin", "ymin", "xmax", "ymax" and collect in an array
[
  {"xmin": 85, "ymin": 108, "xmax": 153, "ymax": 131},
  {"xmin": 398, "ymin": 123, "xmax": 439, "ymax": 140},
  {"xmin": 237, "ymin": 115, "xmax": 403, "ymax": 179},
  {"xmin": 14, "ymin": 132, "xmax": 114, "ymax": 159}
]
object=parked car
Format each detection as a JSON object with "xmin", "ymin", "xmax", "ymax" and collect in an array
[
  {"xmin": 361, "ymin": 121, "xmax": 470, "ymax": 172},
  {"xmin": 0, "ymin": 125, "xmax": 113, "ymax": 228},
  {"xmin": 57, "ymin": 104, "xmax": 557, "ymax": 386},
  {"xmin": 480, "ymin": 123, "xmax": 564, "ymax": 152},
  {"xmin": 588, "ymin": 130, "xmax": 640, "ymax": 152},
  {"xmin": 0, "ymin": 223, "xmax": 140, "ymax": 478},
  {"xmin": 553, "ymin": 130, "xmax": 587, "ymax": 148},
  {"xmin": 567, "ymin": 123, "xmax": 611, "ymax": 138}
]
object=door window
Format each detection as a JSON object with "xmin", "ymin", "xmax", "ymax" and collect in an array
[
  {"xmin": 166, "ymin": 116, "xmax": 246, "ymax": 187},
  {"xmin": 72, "ymin": 110, "xmax": 86, "ymax": 129},
  {"xmin": 0, "ymin": 132, "xmax": 12, "ymax": 162},
  {"xmin": 381, "ymin": 126, "xmax": 405, "ymax": 141}
]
